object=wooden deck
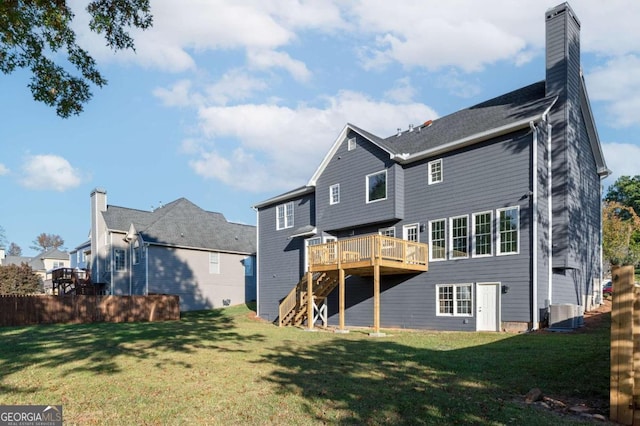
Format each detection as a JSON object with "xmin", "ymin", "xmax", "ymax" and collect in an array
[
  {"xmin": 279, "ymin": 235, "xmax": 428, "ymax": 332},
  {"xmin": 307, "ymin": 235, "xmax": 428, "ymax": 275}
]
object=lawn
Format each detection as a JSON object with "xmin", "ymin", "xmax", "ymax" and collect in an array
[{"xmin": 0, "ymin": 304, "xmax": 610, "ymax": 425}]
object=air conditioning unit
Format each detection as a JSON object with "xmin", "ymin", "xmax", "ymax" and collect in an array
[{"xmin": 549, "ymin": 304, "xmax": 583, "ymax": 330}]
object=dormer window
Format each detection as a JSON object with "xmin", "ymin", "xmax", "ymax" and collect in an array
[{"xmin": 347, "ymin": 137, "xmax": 356, "ymax": 151}]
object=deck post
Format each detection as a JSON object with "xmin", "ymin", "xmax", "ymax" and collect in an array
[
  {"xmin": 306, "ymin": 270, "xmax": 314, "ymax": 331},
  {"xmin": 339, "ymin": 268, "xmax": 345, "ymax": 330},
  {"xmin": 371, "ymin": 263, "xmax": 382, "ymax": 336}
]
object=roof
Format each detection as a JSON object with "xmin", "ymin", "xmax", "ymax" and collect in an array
[
  {"xmin": 2, "ymin": 248, "xmax": 69, "ymax": 271},
  {"xmin": 102, "ymin": 198, "xmax": 256, "ymax": 254}
]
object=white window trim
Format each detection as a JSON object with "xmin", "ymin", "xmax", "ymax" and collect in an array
[
  {"xmin": 276, "ymin": 201, "xmax": 294, "ymax": 230},
  {"xmin": 347, "ymin": 137, "xmax": 356, "ymax": 151},
  {"xmin": 209, "ymin": 252, "xmax": 220, "ymax": 274},
  {"xmin": 428, "ymin": 159, "xmax": 443, "ymax": 185},
  {"xmin": 429, "ymin": 219, "xmax": 447, "ymax": 262},
  {"xmin": 472, "ymin": 211, "xmax": 493, "ymax": 258},
  {"xmin": 114, "ymin": 248, "xmax": 126, "ymax": 271},
  {"xmin": 449, "ymin": 215, "xmax": 469, "ymax": 260},
  {"xmin": 366, "ymin": 170, "xmax": 387, "ymax": 204},
  {"xmin": 436, "ymin": 283, "xmax": 473, "ymax": 317},
  {"xmin": 330, "ymin": 184, "xmax": 340, "ymax": 205},
  {"xmin": 497, "ymin": 206, "xmax": 520, "ymax": 256},
  {"xmin": 402, "ymin": 223, "xmax": 419, "ymax": 242},
  {"xmin": 378, "ymin": 226, "xmax": 395, "ymax": 237}
]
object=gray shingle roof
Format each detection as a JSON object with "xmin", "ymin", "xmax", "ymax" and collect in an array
[
  {"xmin": 371, "ymin": 81, "xmax": 555, "ymax": 157},
  {"xmin": 102, "ymin": 198, "xmax": 256, "ymax": 254}
]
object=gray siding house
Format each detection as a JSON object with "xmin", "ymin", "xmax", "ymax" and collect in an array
[
  {"xmin": 80, "ymin": 188, "xmax": 256, "ymax": 311},
  {"xmin": 254, "ymin": 3, "xmax": 609, "ymax": 332}
]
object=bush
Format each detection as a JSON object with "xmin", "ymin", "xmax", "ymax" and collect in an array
[{"xmin": 0, "ymin": 264, "xmax": 42, "ymax": 295}]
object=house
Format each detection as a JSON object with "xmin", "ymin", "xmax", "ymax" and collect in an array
[
  {"xmin": 75, "ymin": 188, "xmax": 256, "ymax": 311},
  {"xmin": 253, "ymin": 2, "xmax": 609, "ymax": 332},
  {"xmin": 0, "ymin": 247, "xmax": 70, "ymax": 293}
]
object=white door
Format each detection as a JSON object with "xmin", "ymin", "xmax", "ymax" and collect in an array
[{"xmin": 476, "ymin": 283, "xmax": 500, "ymax": 331}]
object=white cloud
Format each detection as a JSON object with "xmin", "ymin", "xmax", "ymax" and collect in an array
[
  {"xmin": 186, "ymin": 91, "xmax": 438, "ymax": 191},
  {"xmin": 205, "ymin": 70, "xmax": 269, "ymax": 105},
  {"xmin": 20, "ymin": 155, "xmax": 83, "ymax": 191},
  {"xmin": 384, "ymin": 77, "xmax": 416, "ymax": 103},
  {"xmin": 153, "ymin": 80, "xmax": 200, "ymax": 108},
  {"xmin": 0, "ymin": 164, "xmax": 8, "ymax": 175},
  {"xmin": 437, "ymin": 71, "xmax": 482, "ymax": 99},
  {"xmin": 247, "ymin": 50, "xmax": 311, "ymax": 82},
  {"xmin": 587, "ymin": 55, "xmax": 640, "ymax": 127},
  {"xmin": 602, "ymin": 143, "xmax": 640, "ymax": 188}
]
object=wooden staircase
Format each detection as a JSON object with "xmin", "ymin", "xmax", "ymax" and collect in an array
[{"xmin": 278, "ymin": 271, "xmax": 339, "ymax": 327}]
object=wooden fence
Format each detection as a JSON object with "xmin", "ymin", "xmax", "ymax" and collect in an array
[
  {"xmin": 610, "ymin": 265, "xmax": 639, "ymax": 424},
  {"xmin": 0, "ymin": 294, "xmax": 180, "ymax": 327}
]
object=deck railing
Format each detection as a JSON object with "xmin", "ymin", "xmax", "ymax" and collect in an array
[{"xmin": 308, "ymin": 235, "xmax": 428, "ymax": 269}]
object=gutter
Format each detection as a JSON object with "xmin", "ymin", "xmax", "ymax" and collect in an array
[{"xmin": 392, "ymin": 115, "xmax": 549, "ymax": 164}]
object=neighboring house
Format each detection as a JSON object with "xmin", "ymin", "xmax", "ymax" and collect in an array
[
  {"xmin": 0, "ymin": 247, "xmax": 70, "ymax": 293},
  {"xmin": 253, "ymin": 3, "xmax": 610, "ymax": 332},
  {"xmin": 78, "ymin": 188, "xmax": 256, "ymax": 311}
]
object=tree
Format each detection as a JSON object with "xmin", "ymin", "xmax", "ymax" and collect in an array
[
  {"xmin": 605, "ymin": 175, "xmax": 640, "ymax": 218},
  {"xmin": 30, "ymin": 233, "xmax": 64, "ymax": 252},
  {"xmin": 7, "ymin": 242, "xmax": 22, "ymax": 256},
  {"xmin": 0, "ymin": 263, "xmax": 42, "ymax": 294},
  {"xmin": 602, "ymin": 201, "xmax": 640, "ymax": 266},
  {"xmin": 0, "ymin": 0, "xmax": 153, "ymax": 118}
]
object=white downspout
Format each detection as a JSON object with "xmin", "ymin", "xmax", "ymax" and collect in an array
[
  {"xmin": 530, "ymin": 121, "xmax": 539, "ymax": 330},
  {"xmin": 128, "ymin": 243, "xmax": 132, "ymax": 295},
  {"xmin": 109, "ymin": 232, "xmax": 114, "ymax": 295},
  {"xmin": 547, "ymin": 123, "xmax": 553, "ymax": 305},
  {"xmin": 145, "ymin": 244, "xmax": 149, "ymax": 295},
  {"xmin": 254, "ymin": 207, "xmax": 260, "ymax": 318}
]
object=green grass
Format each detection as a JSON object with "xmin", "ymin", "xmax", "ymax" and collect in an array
[{"xmin": 0, "ymin": 304, "xmax": 610, "ymax": 425}]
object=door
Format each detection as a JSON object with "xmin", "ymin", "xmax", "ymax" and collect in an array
[{"xmin": 476, "ymin": 283, "xmax": 500, "ymax": 331}]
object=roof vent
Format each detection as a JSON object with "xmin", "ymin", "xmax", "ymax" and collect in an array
[
  {"xmin": 423, "ymin": 120, "xmax": 433, "ymax": 128},
  {"xmin": 397, "ymin": 128, "xmax": 402, "ymax": 137},
  {"xmin": 408, "ymin": 124, "xmax": 414, "ymax": 132}
]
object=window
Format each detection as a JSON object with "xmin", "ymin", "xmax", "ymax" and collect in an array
[
  {"xmin": 114, "ymin": 249, "xmax": 126, "ymax": 271},
  {"xmin": 429, "ymin": 219, "xmax": 446, "ymax": 261},
  {"xmin": 472, "ymin": 211, "xmax": 493, "ymax": 257},
  {"xmin": 449, "ymin": 215, "xmax": 469, "ymax": 259},
  {"xmin": 403, "ymin": 224, "xmax": 419, "ymax": 242},
  {"xmin": 428, "ymin": 159, "xmax": 443, "ymax": 184},
  {"xmin": 276, "ymin": 202, "xmax": 294, "ymax": 230},
  {"xmin": 347, "ymin": 137, "xmax": 356, "ymax": 151},
  {"xmin": 366, "ymin": 170, "xmax": 387, "ymax": 203},
  {"xmin": 378, "ymin": 227, "xmax": 395, "ymax": 238},
  {"xmin": 330, "ymin": 184, "xmax": 340, "ymax": 205},
  {"xmin": 498, "ymin": 207, "xmax": 519, "ymax": 255},
  {"xmin": 132, "ymin": 246, "xmax": 140, "ymax": 265},
  {"xmin": 53, "ymin": 261, "xmax": 64, "ymax": 269},
  {"xmin": 209, "ymin": 252, "xmax": 220, "ymax": 274},
  {"xmin": 437, "ymin": 284, "xmax": 473, "ymax": 316}
]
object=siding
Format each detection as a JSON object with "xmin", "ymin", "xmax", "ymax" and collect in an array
[
  {"xmin": 147, "ymin": 246, "xmax": 252, "ymax": 311},
  {"xmin": 257, "ymin": 193, "xmax": 314, "ymax": 322},
  {"xmin": 316, "ymin": 130, "xmax": 402, "ymax": 231},
  {"xmin": 321, "ymin": 131, "xmax": 535, "ymax": 330}
]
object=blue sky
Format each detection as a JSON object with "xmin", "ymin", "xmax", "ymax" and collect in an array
[{"xmin": 1, "ymin": 0, "xmax": 639, "ymax": 257}]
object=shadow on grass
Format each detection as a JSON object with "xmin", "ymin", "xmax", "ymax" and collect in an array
[
  {"xmin": 0, "ymin": 309, "xmax": 265, "ymax": 394},
  {"xmin": 259, "ymin": 316, "xmax": 610, "ymax": 425}
]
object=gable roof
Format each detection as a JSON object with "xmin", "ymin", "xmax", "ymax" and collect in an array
[
  {"xmin": 309, "ymin": 82, "xmax": 556, "ymax": 186},
  {"xmin": 2, "ymin": 248, "xmax": 69, "ymax": 271},
  {"xmin": 102, "ymin": 198, "xmax": 255, "ymax": 254}
]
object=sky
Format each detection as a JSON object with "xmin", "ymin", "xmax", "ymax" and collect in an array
[{"xmin": 1, "ymin": 0, "xmax": 640, "ymax": 257}]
